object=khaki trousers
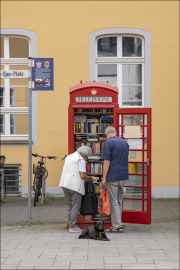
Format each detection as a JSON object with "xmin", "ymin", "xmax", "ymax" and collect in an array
[{"xmin": 106, "ymin": 180, "xmax": 127, "ymax": 229}]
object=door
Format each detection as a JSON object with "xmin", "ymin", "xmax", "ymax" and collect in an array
[{"xmin": 114, "ymin": 108, "xmax": 151, "ymax": 224}]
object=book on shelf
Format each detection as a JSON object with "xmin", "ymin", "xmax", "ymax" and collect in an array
[
  {"xmin": 74, "ymin": 141, "xmax": 105, "ymax": 153},
  {"xmin": 87, "ymin": 138, "xmax": 98, "ymax": 142},
  {"xmin": 88, "ymin": 155, "xmax": 101, "ymax": 160},
  {"xmin": 101, "ymin": 115, "xmax": 113, "ymax": 121},
  {"xmin": 87, "ymin": 134, "xmax": 99, "ymax": 138},
  {"xmin": 86, "ymin": 162, "xmax": 103, "ymax": 174},
  {"xmin": 74, "ymin": 115, "xmax": 86, "ymax": 122},
  {"xmin": 74, "ymin": 121, "xmax": 113, "ymax": 134}
]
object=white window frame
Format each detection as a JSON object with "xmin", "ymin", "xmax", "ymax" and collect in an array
[
  {"xmin": 89, "ymin": 28, "xmax": 151, "ymax": 108},
  {"xmin": 96, "ymin": 34, "xmax": 144, "ymax": 107},
  {"xmin": 1, "ymin": 35, "xmax": 29, "ymax": 141},
  {"xmin": 1, "ymin": 29, "xmax": 37, "ymax": 145}
]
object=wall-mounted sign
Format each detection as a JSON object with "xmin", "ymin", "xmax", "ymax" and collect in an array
[
  {"xmin": 0, "ymin": 70, "xmax": 28, "ymax": 79},
  {"xmin": 75, "ymin": 96, "xmax": 112, "ymax": 102},
  {"xmin": 125, "ymin": 126, "xmax": 141, "ymax": 138},
  {"xmin": 32, "ymin": 58, "xmax": 54, "ymax": 91},
  {"xmin": 127, "ymin": 139, "xmax": 142, "ymax": 150}
]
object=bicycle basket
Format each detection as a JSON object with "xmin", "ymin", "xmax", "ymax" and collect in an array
[
  {"xmin": 0, "ymin": 156, "xmax": 6, "ymax": 169},
  {"xmin": 33, "ymin": 164, "xmax": 45, "ymax": 175}
]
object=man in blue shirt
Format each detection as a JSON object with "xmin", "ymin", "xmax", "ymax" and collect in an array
[{"xmin": 101, "ymin": 126, "xmax": 129, "ymax": 232}]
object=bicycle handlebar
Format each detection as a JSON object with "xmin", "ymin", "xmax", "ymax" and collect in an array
[{"xmin": 32, "ymin": 153, "xmax": 57, "ymax": 160}]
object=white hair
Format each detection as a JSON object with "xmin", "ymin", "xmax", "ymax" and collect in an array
[
  {"xmin": 105, "ymin": 126, "xmax": 117, "ymax": 134},
  {"xmin": 77, "ymin": 146, "xmax": 92, "ymax": 157}
]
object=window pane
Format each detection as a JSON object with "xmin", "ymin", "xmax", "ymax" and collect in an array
[
  {"xmin": 122, "ymin": 37, "xmax": 142, "ymax": 57},
  {"xmin": 124, "ymin": 187, "xmax": 142, "ymax": 198},
  {"xmin": 0, "ymin": 115, "xmax": 5, "ymax": 134},
  {"xmin": 144, "ymin": 139, "xmax": 147, "ymax": 149},
  {"xmin": 10, "ymin": 114, "xmax": 28, "ymax": 134},
  {"xmin": 128, "ymin": 151, "xmax": 143, "ymax": 162},
  {"xmin": 126, "ymin": 175, "xmax": 142, "ymax": 186},
  {"xmin": 0, "ymin": 87, "xmax": 4, "ymax": 106},
  {"xmin": 98, "ymin": 37, "xmax": 117, "ymax": 57},
  {"xmin": 144, "ymin": 176, "xmax": 147, "ymax": 186},
  {"xmin": 123, "ymin": 115, "xmax": 142, "ymax": 125},
  {"xmin": 130, "ymin": 151, "xmax": 136, "ymax": 159},
  {"xmin": 123, "ymin": 199, "xmax": 142, "ymax": 210},
  {"xmin": 144, "ymin": 114, "xmax": 147, "ymax": 125},
  {"xmin": 97, "ymin": 64, "xmax": 117, "ymax": 86},
  {"xmin": 10, "ymin": 87, "xmax": 28, "ymax": 107},
  {"xmin": 144, "ymin": 127, "xmax": 147, "ymax": 137},
  {"xmin": 122, "ymin": 86, "xmax": 142, "ymax": 106},
  {"xmin": 0, "ymin": 37, "xmax": 4, "ymax": 58},
  {"xmin": 144, "ymin": 200, "xmax": 147, "ymax": 211},
  {"xmin": 4, "ymin": 166, "xmax": 20, "ymax": 194},
  {"xmin": 144, "ymin": 151, "xmax": 147, "ymax": 162},
  {"xmin": 128, "ymin": 163, "xmax": 143, "ymax": 174},
  {"xmin": 10, "ymin": 65, "xmax": 28, "ymax": 86},
  {"xmin": 144, "ymin": 188, "xmax": 147, "ymax": 199},
  {"xmin": 144, "ymin": 164, "xmax": 147, "ymax": 174},
  {"xmin": 9, "ymin": 38, "xmax": 29, "ymax": 58},
  {"xmin": 122, "ymin": 64, "xmax": 142, "ymax": 84}
]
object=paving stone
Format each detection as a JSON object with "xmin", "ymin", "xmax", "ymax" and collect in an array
[
  {"xmin": 121, "ymin": 264, "xmax": 156, "ymax": 269},
  {"xmin": 136, "ymin": 257, "xmax": 154, "ymax": 264},
  {"xmin": 1, "ymin": 266, "xmax": 18, "ymax": 270},
  {"xmin": 2, "ymin": 258, "xmax": 22, "ymax": 266},
  {"xmin": 104, "ymin": 256, "xmax": 137, "ymax": 264},
  {"xmin": 55, "ymin": 254, "xmax": 88, "ymax": 262},
  {"xmin": 104, "ymin": 263, "xmax": 122, "ymax": 269},
  {"xmin": 154, "ymin": 261, "xmax": 179, "ymax": 269},
  {"xmin": 88, "ymin": 251, "xmax": 119, "ymax": 258},
  {"xmin": 19, "ymin": 259, "xmax": 54, "ymax": 267},
  {"xmin": 70, "ymin": 262, "xmax": 104, "ymax": 269}
]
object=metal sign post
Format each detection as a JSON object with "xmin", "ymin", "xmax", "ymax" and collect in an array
[{"xmin": 28, "ymin": 58, "xmax": 32, "ymax": 226}]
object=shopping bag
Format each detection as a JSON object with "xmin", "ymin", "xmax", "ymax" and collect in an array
[
  {"xmin": 98, "ymin": 189, "xmax": 111, "ymax": 216},
  {"xmin": 80, "ymin": 182, "xmax": 98, "ymax": 215}
]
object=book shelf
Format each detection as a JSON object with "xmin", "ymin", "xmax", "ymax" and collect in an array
[
  {"xmin": 74, "ymin": 109, "xmax": 114, "ymax": 178},
  {"xmin": 68, "ymin": 82, "xmax": 119, "ymax": 229}
]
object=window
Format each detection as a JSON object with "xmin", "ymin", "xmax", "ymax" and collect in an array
[
  {"xmin": 4, "ymin": 165, "xmax": 21, "ymax": 196},
  {"xmin": 89, "ymin": 28, "xmax": 151, "ymax": 108},
  {"xmin": 96, "ymin": 35, "xmax": 144, "ymax": 107},
  {"xmin": 0, "ymin": 36, "xmax": 29, "ymax": 140}
]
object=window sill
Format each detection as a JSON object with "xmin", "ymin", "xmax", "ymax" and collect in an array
[
  {"xmin": 1, "ymin": 140, "xmax": 29, "ymax": 145},
  {"xmin": 0, "ymin": 135, "xmax": 30, "ymax": 145}
]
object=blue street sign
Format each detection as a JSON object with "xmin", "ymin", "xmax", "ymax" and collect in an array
[{"xmin": 32, "ymin": 58, "xmax": 54, "ymax": 91}]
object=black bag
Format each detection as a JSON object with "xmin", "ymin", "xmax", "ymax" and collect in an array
[{"xmin": 80, "ymin": 182, "xmax": 98, "ymax": 215}]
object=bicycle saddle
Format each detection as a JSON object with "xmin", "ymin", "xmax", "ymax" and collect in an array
[{"xmin": 37, "ymin": 161, "xmax": 44, "ymax": 165}]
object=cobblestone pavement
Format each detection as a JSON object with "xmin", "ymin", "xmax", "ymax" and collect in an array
[{"xmin": 1, "ymin": 198, "xmax": 179, "ymax": 269}]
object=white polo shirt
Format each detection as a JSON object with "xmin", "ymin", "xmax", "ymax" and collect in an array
[{"xmin": 78, "ymin": 159, "xmax": 86, "ymax": 173}]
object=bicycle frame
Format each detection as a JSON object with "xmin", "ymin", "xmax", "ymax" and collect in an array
[{"xmin": 32, "ymin": 153, "xmax": 56, "ymax": 206}]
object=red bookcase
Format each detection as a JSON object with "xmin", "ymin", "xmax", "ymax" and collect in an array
[{"xmin": 68, "ymin": 82, "xmax": 118, "ymax": 229}]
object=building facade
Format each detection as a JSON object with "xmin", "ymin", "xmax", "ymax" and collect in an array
[{"xmin": 0, "ymin": 1, "xmax": 179, "ymax": 198}]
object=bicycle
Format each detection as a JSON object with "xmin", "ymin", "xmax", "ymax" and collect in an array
[
  {"xmin": 0, "ymin": 155, "xmax": 7, "ymax": 202},
  {"xmin": 32, "ymin": 153, "xmax": 57, "ymax": 206}
]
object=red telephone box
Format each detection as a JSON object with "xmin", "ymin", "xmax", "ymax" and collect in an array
[{"xmin": 68, "ymin": 82, "xmax": 151, "ymax": 227}]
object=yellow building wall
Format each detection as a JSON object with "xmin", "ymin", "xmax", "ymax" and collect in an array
[{"xmin": 1, "ymin": 1, "xmax": 179, "ymax": 189}]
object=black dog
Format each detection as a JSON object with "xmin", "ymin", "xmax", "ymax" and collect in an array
[{"xmin": 78, "ymin": 221, "xmax": 110, "ymax": 241}]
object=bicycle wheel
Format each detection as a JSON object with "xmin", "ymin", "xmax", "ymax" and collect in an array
[
  {"xmin": 37, "ymin": 186, "xmax": 39, "ymax": 202},
  {"xmin": 34, "ymin": 185, "xmax": 38, "ymax": 206}
]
